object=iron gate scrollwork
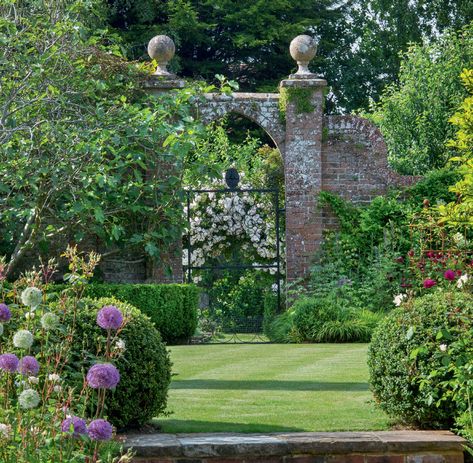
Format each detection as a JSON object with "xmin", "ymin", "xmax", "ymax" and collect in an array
[{"xmin": 184, "ymin": 168, "xmax": 283, "ymax": 343}]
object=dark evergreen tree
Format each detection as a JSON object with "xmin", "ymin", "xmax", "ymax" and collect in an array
[{"xmin": 106, "ymin": 0, "xmax": 473, "ymax": 112}]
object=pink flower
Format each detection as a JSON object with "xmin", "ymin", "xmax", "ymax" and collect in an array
[
  {"xmin": 444, "ymin": 269, "xmax": 456, "ymax": 281},
  {"xmin": 423, "ymin": 279, "xmax": 437, "ymax": 289}
]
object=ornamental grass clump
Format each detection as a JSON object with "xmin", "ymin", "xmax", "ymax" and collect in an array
[{"xmin": 0, "ymin": 246, "xmax": 132, "ymax": 463}]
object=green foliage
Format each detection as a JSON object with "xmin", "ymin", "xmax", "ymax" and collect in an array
[
  {"xmin": 266, "ymin": 294, "xmax": 383, "ymax": 344},
  {"xmin": 264, "ymin": 309, "xmax": 295, "ymax": 343},
  {"xmin": 52, "ymin": 283, "xmax": 199, "ymax": 344},
  {"xmin": 343, "ymin": 1, "xmax": 473, "ymax": 112},
  {"xmin": 290, "ymin": 296, "xmax": 383, "ymax": 343},
  {"xmin": 61, "ymin": 296, "xmax": 172, "ymax": 429},
  {"xmin": 107, "ymin": 0, "xmax": 348, "ymax": 95},
  {"xmin": 195, "ymin": 269, "xmax": 279, "ymax": 337},
  {"xmin": 368, "ymin": 290, "xmax": 473, "ymax": 428},
  {"xmin": 437, "ymin": 68, "xmax": 473, "ymax": 228},
  {"xmin": 0, "ymin": 0, "xmax": 205, "ymax": 277},
  {"xmin": 107, "ymin": 0, "xmax": 472, "ymax": 112},
  {"xmin": 278, "ymin": 87, "xmax": 315, "ymax": 122},
  {"xmin": 184, "ymin": 122, "xmax": 264, "ymax": 186},
  {"xmin": 210, "ymin": 272, "xmax": 266, "ymax": 320},
  {"xmin": 315, "ymin": 191, "xmax": 413, "ymax": 309},
  {"xmin": 366, "ymin": 24, "xmax": 473, "ymax": 174},
  {"xmin": 408, "ymin": 168, "xmax": 460, "ymax": 205},
  {"xmin": 312, "ymin": 169, "xmax": 464, "ymax": 314}
]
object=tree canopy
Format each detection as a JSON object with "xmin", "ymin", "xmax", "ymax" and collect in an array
[
  {"xmin": 0, "ymin": 0, "xmax": 204, "ymax": 277},
  {"xmin": 366, "ymin": 24, "xmax": 473, "ymax": 174},
  {"xmin": 105, "ymin": 0, "xmax": 473, "ymax": 112}
]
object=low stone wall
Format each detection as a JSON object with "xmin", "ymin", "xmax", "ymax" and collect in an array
[{"xmin": 125, "ymin": 431, "xmax": 466, "ymax": 463}]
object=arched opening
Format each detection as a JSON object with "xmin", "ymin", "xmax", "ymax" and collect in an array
[
  {"xmin": 224, "ymin": 112, "xmax": 277, "ymax": 147},
  {"xmin": 182, "ymin": 112, "xmax": 286, "ymax": 343}
]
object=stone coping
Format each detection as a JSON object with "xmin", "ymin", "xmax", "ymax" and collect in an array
[
  {"xmin": 203, "ymin": 92, "xmax": 280, "ymax": 101},
  {"xmin": 124, "ymin": 431, "xmax": 466, "ymax": 458}
]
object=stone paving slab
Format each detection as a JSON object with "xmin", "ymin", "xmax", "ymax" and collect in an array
[{"xmin": 124, "ymin": 431, "xmax": 466, "ymax": 459}]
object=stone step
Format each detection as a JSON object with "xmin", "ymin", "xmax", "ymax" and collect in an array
[{"xmin": 124, "ymin": 431, "xmax": 466, "ymax": 463}]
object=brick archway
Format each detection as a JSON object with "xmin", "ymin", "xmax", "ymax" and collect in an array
[
  {"xmin": 145, "ymin": 77, "xmax": 417, "ymax": 285},
  {"xmin": 197, "ymin": 93, "xmax": 286, "ymax": 156}
]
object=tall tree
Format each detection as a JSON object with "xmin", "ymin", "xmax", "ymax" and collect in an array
[
  {"xmin": 106, "ymin": 0, "xmax": 353, "ymax": 110},
  {"xmin": 339, "ymin": 0, "xmax": 473, "ymax": 109},
  {"xmin": 106, "ymin": 0, "xmax": 473, "ymax": 112},
  {"xmin": 366, "ymin": 24, "xmax": 473, "ymax": 174},
  {"xmin": 0, "ymin": 0, "xmax": 204, "ymax": 277}
]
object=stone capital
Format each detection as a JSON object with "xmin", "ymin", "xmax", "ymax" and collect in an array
[
  {"xmin": 279, "ymin": 78, "xmax": 327, "ymax": 89},
  {"xmin": 142, "ymin": 76, "xmax": 186, "ymax": 93}
]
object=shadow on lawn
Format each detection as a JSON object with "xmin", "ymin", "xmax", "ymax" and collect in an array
[
  {"xmin": 171, "ymin": 380, "xmax": 369, "ymax": 391},
  {"xmin": 156, "ymin": 419, "xmax": 305, "ymax": 433}
]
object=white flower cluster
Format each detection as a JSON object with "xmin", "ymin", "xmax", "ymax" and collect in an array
[
  {"xmin": 0, "ymin": 423, "xmax": 11, "ymax": 440},
  {"xmin": 457, "ymin": 273, "xmax": 469, "ymax": 289},
  {"xmin": 184, "ymin": 179, "xmax": 284, "ymax": 275},
  {"xmin": 393, "ymin": 293, "xmax": 407, "ymax": 307}
]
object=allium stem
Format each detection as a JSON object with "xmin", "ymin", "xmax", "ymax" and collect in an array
[{"xmin": 106, "ymin": 329, "xmax": 111, "ymax": 360}]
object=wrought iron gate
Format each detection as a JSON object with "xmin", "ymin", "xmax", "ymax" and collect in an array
[{"xmin": 184, "ymin": 168, "xmax": 283, "ymax": 343}]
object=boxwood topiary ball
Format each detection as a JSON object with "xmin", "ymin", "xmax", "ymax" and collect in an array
[
  {"xmin": 368, "ymin": 290, "xmax": 473, "ymax": 428},
  {"xmin": 61, "ymin": 297, "xmax": 171, "ymax": 429}
]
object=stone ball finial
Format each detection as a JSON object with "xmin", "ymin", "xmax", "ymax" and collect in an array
[
  {"xmin": 289, "ymin": 35, "xmax": 317, "ymax": 76},
  {"xmin": 147, "ymin": 35, "xmax": 175, "ymax": 76}
]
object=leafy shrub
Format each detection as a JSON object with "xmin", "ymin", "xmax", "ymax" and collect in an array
[
  {"xmin": 52, "ymin": 283, "xmax": 199, "ymax": 344},
  {"xmin": 366, "ymin": 24, "xmax": 473, "ymax": 174},
  {"xmin": 407, "ymin": 168, "xmax": 460, "ymax": 205},
  {"xmin": 62, "ymin": 296, "xmax": 172, "ymax": 429},
  {"xmin": 368, "ymin": 290, "xmax": 473, "ymax": 428},
  {"xmin": 263, "ymin": 299, "xmax": 295, "ymax": 343},
  {"xmin": 205, "ymin": 271, "xmax": 276, "ymax": 332}
]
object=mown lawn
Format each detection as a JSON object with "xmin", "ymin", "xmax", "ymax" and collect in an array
[{"xmin": 154, "ymin": 343, "xmax": 389, "ymax": 433}]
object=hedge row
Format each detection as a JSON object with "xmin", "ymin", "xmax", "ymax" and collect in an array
[{"xmin": 51, "ymin": 283, "xmax": 199, "ymax": 344}]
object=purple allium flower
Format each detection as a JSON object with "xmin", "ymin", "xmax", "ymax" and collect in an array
[
  {"xmin": 61, "ymin": 416, "xmax": 87, "ymax": 437},
  {"xmin": 86, "ymin": 363, "xmax": 120, "ymax": 389},
  {"xmin": 423, "ymin": 278, "xmax": 437, "ymax": 288},
  {"xmin": 0, "ymin": 304, "xmax": 11, "ymax": 323},
  {"xmin": 18, "ymin": 356, "xmax": 40, "ymax": 376},
  {"xmin": 87, "ymin": 419, "xmax": 113, "ymax": 441},
  {"xmin": 444, "ymin": 269, "xmax": 456, "ymax": 281},
  {"xmin": 0, "ymin": 353, "xmax": 19, "ymax": 373},
  {"xmin": 96, "ymin": 305, "xmax": 123, "ymax": 330}
]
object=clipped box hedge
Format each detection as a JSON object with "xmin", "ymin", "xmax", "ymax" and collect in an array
[{"xmin": 52, "ymin": 283, "xmax": 199, "ymax": 344}]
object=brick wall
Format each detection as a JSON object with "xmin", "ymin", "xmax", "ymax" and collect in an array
[{"xmin": 12, "ymin": 79, "xmax": 419, "ymax": 285}]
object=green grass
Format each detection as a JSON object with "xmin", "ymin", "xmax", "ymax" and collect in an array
[{"xmin": 154, "ymin": 343, "xmax": 390, "ymax": 433}]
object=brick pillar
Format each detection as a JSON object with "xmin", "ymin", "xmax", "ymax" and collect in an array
[
  {"xmin": 280, "ymin": 77, "xmax": 327, "ymax": 284},
  {"xmin": 140, "ymin": 43, "xmax": 185, "ymax": 283}
]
